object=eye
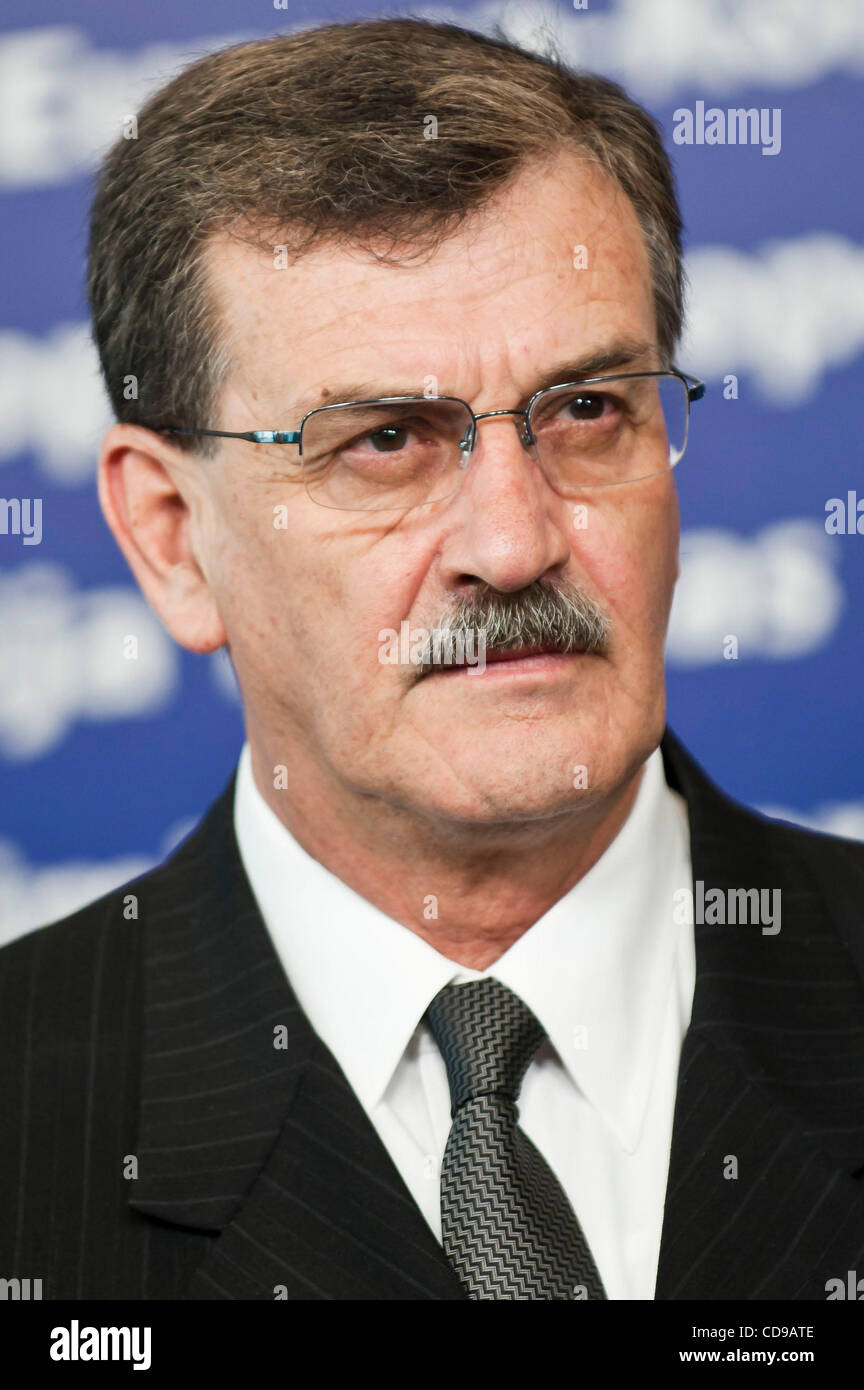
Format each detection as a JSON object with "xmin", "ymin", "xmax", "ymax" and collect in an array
[
  {"xmin": 562, "ymin": 391, "xmax": 615, "ymax": 421},
  {"xmin": 530, "ymin": 387, "xmax": 629, "ymax": 435},
  {"xmin": 365, "ymin": 424, "xmax": 410, "ymax": 452}
]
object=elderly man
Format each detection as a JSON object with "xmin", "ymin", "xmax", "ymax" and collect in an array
[{"xmin": 2, "ymin": 18, "xmax": 863, "ymax": 1303}]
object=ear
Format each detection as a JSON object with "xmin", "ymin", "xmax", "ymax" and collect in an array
[{"xmin": 97, "ymin": 423, "xmax": 228, "ymax": 654}]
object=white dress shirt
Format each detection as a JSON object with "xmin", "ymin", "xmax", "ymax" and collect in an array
[{"xmin": 233, "ymin": 741, "xmax": 695, "ymax": 1300}]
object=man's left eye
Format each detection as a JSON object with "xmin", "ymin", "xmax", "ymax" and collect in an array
[{"xmin": 564, "ymin": 392, "xmax": 611, "ymax": 419}]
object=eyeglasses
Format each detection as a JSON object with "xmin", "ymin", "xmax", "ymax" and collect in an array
[{"xmin": 152, "ymin": 370, "xmax": 705, "ymax": 513}]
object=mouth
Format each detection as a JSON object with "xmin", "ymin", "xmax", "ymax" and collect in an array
[
  {"xmin": 483, "ymin": 645, "xmax": 569, "ymax": 664},
  {"xmin": 427, "ymin": 645, "xmax": 588, "ymax": 678}
]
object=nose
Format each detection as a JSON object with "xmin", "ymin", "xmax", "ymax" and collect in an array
[{"xmin": 440, "ymin": 412, "xmax": 573, "ymax": 594}]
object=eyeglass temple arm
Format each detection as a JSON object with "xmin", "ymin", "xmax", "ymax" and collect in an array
[{"xmin": 156, "ymin": 427, "xmax": 301, "ymax": 445}]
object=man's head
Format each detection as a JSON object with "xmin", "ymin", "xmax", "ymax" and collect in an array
[{"xmin": 90, "ymin": 19, "xmax": 688, "ymax": 838}]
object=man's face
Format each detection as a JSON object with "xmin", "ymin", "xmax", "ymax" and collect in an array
[{"xmin": 190, "ymin": 148, "xmax": 679, "ymax": 828}]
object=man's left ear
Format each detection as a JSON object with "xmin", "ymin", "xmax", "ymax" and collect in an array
[{"xmin": 97, "ymin": 422, "xmax": 228, "ymax": 655}]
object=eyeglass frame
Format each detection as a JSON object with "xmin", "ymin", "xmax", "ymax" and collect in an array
[{"xmin": 150, "ymin": 368, "xmax": 706, "ymax": 508}]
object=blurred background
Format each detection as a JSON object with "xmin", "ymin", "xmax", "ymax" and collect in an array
[{"xmin": 2, "ymin": 0, "xmax": 863, "ymax": 943}]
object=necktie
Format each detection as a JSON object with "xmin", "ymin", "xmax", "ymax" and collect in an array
[{"xmin": 425, "ymin": 976, "xmax": 607, "ymax": 1300}]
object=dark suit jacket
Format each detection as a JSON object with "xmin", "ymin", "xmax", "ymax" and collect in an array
[{"xmin": 2, "ymin": 728, "xmax": 864, "ymax": 1300}]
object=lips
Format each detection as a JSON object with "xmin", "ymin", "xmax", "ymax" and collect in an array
[
  {"xmin": 482, "ymin": 646, "xmax": 563, "ymax": 663},
  {"xmin": 430, "ymin": 645, "xmax": 581, "ymax": 674}
]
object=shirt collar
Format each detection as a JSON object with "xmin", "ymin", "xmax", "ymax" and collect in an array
[{"xmin": 234, "ymin": 742, "xmax": 690, "ymax": 1153}]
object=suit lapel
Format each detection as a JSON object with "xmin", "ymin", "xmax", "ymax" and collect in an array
[
  {"xmin": 656, "ymin": 731, "xmax": 864, "ymax": 1298},
  {"xmin": 127, "ymin": 773, "xmax": 466, "ymax": 1300},
  {"xmin": 183, "ymin": 1039, "xmax": 468, "ymax": 1300}
]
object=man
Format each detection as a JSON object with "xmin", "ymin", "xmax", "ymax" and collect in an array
[{"xmin": 2, "ymin": 17, "xmax": 863, "ymax": 1302}]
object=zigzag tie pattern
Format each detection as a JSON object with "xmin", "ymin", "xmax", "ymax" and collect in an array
[{"xmin": 426, "ymin": 976, "xmax": 607, "ymax": 1300}]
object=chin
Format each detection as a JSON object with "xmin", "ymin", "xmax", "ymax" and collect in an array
[
  {"xmin": 405, "ymin": 743, "xmax": 619, "ymax": 828},
  {"xmin": 442, "ymin": 706, "xmax": 659, "ymax": 812},
  {"xmin": 408, "ymin": 784, "xmax": 592, "ymax": 833}
]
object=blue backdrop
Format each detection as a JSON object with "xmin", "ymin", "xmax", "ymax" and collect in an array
[{"xmin": 2, "ymin": 0, "xmax": 863, "ymax": 943}]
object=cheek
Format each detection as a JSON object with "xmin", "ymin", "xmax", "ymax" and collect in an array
[
  {"xmin": 323, "ymin": 519, "xmax": 443, "ymax": 658},
  {"xmin": 343, "ymin": 556, "xmax": 428, "ymax": 683},
  {"xmin": 230, "ymin": 519, "xmax": 427, "ymax": 713},
  {"xmin": 198, "ymin": 489, "xmax": 315, "ymax": 679},
  {"xmin": 573, "ymin": 483, "xmax": 678, "ymax": 639}
]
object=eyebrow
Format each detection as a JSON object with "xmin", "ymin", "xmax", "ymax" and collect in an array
[
  {"xmin": 291, "ymin": 338, "xmax": 657, "ymax": 416},
  {"xmin": 518, "ymin": 339, "xmax": 658, "ymax": 399}
]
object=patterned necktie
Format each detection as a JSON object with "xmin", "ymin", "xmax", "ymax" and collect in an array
[{"xmin": 425, "ymin": 976, "xmax": 607, "ymax": 1300}]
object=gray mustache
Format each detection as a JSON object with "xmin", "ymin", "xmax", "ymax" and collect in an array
[{"xmin": 415, "ymin": 581, "xmax": 611, "ymax": 676}]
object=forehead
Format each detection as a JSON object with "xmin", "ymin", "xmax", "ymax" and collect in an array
[{"xmin": 205, "ymin": 148, "xmax": 656, "ymax": 412}]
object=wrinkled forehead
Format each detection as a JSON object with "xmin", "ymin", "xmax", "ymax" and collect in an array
[{"xmin": 203, "ymin": 149, "xmax": 657, "ymax": 416}]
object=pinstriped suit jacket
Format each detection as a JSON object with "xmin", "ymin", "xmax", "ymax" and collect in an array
[{"xmin": 2, "ymin": 727, "xmax": 864, "ymax": 1300}]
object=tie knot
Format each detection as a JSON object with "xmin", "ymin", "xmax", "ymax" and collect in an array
[{"xmin": 425, "ymin": 977, "xmax": 546, "ymax": 1112}]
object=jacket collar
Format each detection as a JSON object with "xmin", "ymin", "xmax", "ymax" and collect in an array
[
  {"xmin": 657, "ymin": 728, "xmax": 864, "ymax": 1298},
  {"xmin": 661, "ymin": 725, "xmax": 864, "ymax": 1171}
]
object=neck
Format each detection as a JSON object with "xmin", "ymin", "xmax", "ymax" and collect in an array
[{"xmin": 246, "ymin": 737, "xmax": 646, "ymax": 971}]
